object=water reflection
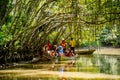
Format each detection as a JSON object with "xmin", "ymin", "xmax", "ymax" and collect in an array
[
  {"xmin": 0, "ymin": 54, "xmax": 120, "ymax": 80},
  {"xmin": 98, "ymin": 55, "xmax": 120, "ymax": 75},
  {"xmin": 77, "ymin": 54, "xmax": 120, "ymax": 75}
]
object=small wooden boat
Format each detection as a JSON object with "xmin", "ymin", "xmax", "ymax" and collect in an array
[
  {"xmin": 58, "ymin": 54, "xmax": 78, "ymax": 61},
  {"xmin": 75, "ymin": 49, "xmax": 95, "ymax": 55}
]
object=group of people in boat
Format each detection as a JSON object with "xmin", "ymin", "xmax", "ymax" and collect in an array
[{"xmin": 44, "ymin": 38, "xmax": 76, "ymax": 57}]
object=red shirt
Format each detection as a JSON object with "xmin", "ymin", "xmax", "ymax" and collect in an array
[{"xmin": 47, "ymin": 43, "xmax": 52, "ymax": 50}]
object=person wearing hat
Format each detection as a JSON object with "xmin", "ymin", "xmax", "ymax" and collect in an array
[{"xmin": 60, "ymin": 38, "xmax": 67, "ymax": 54}]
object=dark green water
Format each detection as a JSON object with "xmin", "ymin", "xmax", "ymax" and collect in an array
[{"xmin": 0, "ymin": 54, "xmax": 120, "ymax": 80}]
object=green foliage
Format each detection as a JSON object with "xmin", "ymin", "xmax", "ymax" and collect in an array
[
  {"xmin": 80, "ymin": 41, "xmax": 90, "ymax": 47},
  {"xmin": 99, "ymin": 25, "xmax": 120, "ymax": 47},
  {"xmin": 0, "ymin": 25, "xmax": 12, "ymax": 46},
  {"xmin": 0, "ymin": 14, "xmax": 12, "ymax": 46},
  {"xmin": 0, "ymin": 0, "xmax": 120, "ymax": 54}
]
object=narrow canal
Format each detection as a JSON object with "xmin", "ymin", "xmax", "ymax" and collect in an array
[{"xmin": 0, "ymin": 48, "xmax": 120, "ymax": 80}]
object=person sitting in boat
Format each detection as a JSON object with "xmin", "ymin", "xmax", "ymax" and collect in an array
[
  {"xmin": 65, "ymin": 49, "xmax": 74, "ymax": 57},
  {"xmin": 49, "ymin": 50, "xmax": 55, "ymax": 56},
  {"xmin": 52, "ymin": 45, "xmax": 58, "ymax": 57},
  {"xmin": 45, "ymin": 49, "xmax": 56, "ymax": 57},
  {"xmin": 57, "ymin": 45, "xmax": 64, "ymax": 56},
  {"xmin": 44, "ymin": 41, "xmax": 52, "ymax": 51},
  {"xmin": 44, "ymin": 41, "xmax": 54, "ymax": 57}
]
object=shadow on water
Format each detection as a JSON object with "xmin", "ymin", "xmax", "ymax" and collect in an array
[{"xmin": 0, "ymin": 53, "xmax": 120, "ymax": 80}]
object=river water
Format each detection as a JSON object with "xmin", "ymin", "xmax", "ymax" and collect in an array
[{"xmin": 0, "ymin": 48, "xmax": 120, "ymax": 80}]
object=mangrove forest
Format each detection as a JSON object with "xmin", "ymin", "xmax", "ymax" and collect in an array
[{"xmin": 0, "ymin": 0, "xmax": 120, "ymax": 73}]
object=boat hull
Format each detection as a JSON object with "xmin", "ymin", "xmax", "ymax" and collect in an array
[{"xmin": 75, "ymin": 49, "xmax": 95, "ymax": 55}]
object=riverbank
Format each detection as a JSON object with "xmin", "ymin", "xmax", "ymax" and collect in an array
[{"xmin": 94, "ymin": 47, "xmax": 120, "ymax": 55}]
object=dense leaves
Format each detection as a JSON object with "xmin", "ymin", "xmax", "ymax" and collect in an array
[{"xmin": 0, "ymin": 0, "xmax": 120, "ymax": 64}]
